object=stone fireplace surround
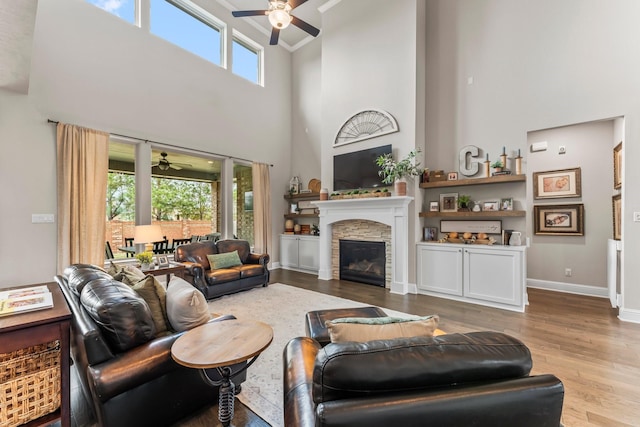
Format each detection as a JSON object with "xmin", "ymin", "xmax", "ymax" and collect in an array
[{"xmin": 313, "ymin": 197, "xmax": 413, "ymax": 294}]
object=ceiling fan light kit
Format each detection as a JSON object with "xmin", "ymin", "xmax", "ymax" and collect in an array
[
  {"xmin": 232, "ymin": 0, "xmax": 320, "ymax": 46},
  {"xmin": 268, "ymin": 2, "xmax": 293, "ymax": 29}
]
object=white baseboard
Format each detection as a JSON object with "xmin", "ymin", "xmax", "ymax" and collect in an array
[
  {"xmin": 272, "ymin": 262, "xmax": 281, "ymax": 269},
  {"xmin": 618, "ymin": 307, "xmax": 640, "ymax": 324},
  {"xmin": 527, "ymin": 279, "xmax": 608, "ymax": 298}
]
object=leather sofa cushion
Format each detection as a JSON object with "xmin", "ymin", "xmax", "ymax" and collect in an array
[
  {"xmin": 313, "ymin": 332, "xmax": 532, "ymax": 403},
  {"xmin": 216, "ymin": 239, "xmax": 251, "ymax": 263},
  {"xmin": 236, "ymin": 264, "xmax": 265, "ymax": 279},
  {"xmin": 66, "ymin": 265, "xmax": 113, "ymax": 296},
  {"xmin": 80, "ymin": 277, "xmax": 156, "ymax": 352},
  {"xmin": 206, "ymin": 269, "xmax": 241, "ymax": 284},
  {"xmin": 326, "ymin": 315, "xmax": 439, "ymax": 343},
  {"xmin": 176, "ymin": 240, "xmax": 218, "ymax": 270}
]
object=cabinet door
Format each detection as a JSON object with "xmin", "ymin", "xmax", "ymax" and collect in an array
[
  {"xmin": 280, "ymin": 235, "xmax": 299, "ymax": 268},
  {"xmin": 463, "ymin": 247, "xmax": 523, "ymax": 307},
  {"xmin": 417, "ymin": 245, "xmax": 463, "ymax": 296},
  {"xmin": 298, "ymin": 236, "xmax": 319, "ymax": 271}
]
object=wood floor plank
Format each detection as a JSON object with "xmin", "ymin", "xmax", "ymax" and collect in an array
[{"xmin": 270, "ymin": 269, "xmax": 640, "ymax": 427}]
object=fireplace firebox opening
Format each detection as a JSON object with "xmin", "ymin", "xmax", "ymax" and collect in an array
[{"xmin": 339, "ymin": 239, "xmax": 386, "ymax": 287}]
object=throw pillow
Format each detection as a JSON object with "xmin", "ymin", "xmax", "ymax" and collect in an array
[
  {"xmin": 131, "ymin": 275, "xmax": 169, "ymax": 335},
  {"xmin": 115, "ymin": 265, "xmax": 147, "ymax": 286},
  {"xmin": 166, "ymin": 276, "xmax": 211, "ymax": 332},
  {"xmin": 207, "ymin": 250, "xmax": 242, "ymax": 270},
  {"xmin": 326, "ymin": 315, "xmax": 440, "ymax": 343}
]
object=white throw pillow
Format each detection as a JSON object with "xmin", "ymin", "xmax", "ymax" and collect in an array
[{"xmin": 166, "ymin": 276, "xmax": 211, "ymax": 332}]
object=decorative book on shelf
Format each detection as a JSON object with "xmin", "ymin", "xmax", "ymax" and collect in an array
[{"xmin": 0, "ymin": 285, "xmax": 53, "ymax": 316}]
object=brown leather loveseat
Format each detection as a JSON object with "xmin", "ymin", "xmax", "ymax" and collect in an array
[
  {"xmin": 174, "ymin": 239, "xmax": 269, "ymax": 299},
  {"xmin": 283, "ymin": 331, "xmax": 564, "ymax": 427},
  {"xmin": 55, "ymin": 264, "xmax": 246, "ymax": 427}
]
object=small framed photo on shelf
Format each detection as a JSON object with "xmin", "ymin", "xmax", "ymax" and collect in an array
[
  {"xmin": 483, "ymin": 201, "xmax": 500, "ymax": 211},
  {"xmin": 500, "ymin": 198, "xmax": 513, "ymax": 211},
  {"xmin": 429, "ymin": 201, "xmax": 440, "ymax": 212},
  {"xmin": 156, "ymin": 255, "xmax": 170, "ymax": 268},
  {"xmin": 533, "ymin": 204, "xmax": 584, "ymax": 236},
  {"xmin": 440, "ymin": 193, "xmax": 458, "ymax": 212},
  {"xmin": 447, "ymin": 172, "xmax": 458, "ymax": 181},
  {"xmin": 423, "ymin": 227, "xmax": 438, "ymax": 241},
  {"xmin": 290, "ymin": 203, "xmax": 298, "ymax": 214}
]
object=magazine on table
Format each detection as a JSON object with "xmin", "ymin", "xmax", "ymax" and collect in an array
[{"xmin": 0, "ymin": 285, "xmax": 53, "ymax": 316}]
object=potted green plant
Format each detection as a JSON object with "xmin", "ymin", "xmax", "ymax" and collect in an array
[
  {"xmin": 375, "ymin": 149, "xmax": 422, "ymax": 196},
  {"xmin": 458, "ymin": 194, "xmax": 472, "ymax": 211},
  {"xmin": 491, "ymin": 160, "xmax": 504, "ymax": 173},
  {"xmin": 135, "ymin": 251, "xmax": 154, "ymax": 270}
]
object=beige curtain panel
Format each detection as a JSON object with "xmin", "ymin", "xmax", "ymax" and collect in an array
[
  {"xmin": 252, "ymin": 162, "xmax": 272, "ymax": 256},
  {"xmin": 57, "ymin": 123, "xmax": 109, "ymax": 273}
]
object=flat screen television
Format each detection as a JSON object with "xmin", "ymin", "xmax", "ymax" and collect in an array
[{"xmin": 333, "ymin": 144, "xmax": 392, "ymax": 191}]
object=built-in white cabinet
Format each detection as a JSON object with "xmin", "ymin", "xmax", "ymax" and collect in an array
[
  {"xmin": 417, "ymin": 242, "xmax": 527, "ymax": 312},
  {"xmin": 280, "ymin": 234, "xmax": 319, "ymax": 273}
]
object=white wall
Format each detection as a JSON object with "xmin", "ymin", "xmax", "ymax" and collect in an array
[
  {"xmin": 0, "ymin": 0, "xmax": 294, "ymax": 286},
  {"xmin": 425, "ymin": 0, "xmax": 640, "ymax": 319},
  {"xmin": 319, "ymin": 0, "xmax": 424, "ymax": 284},
  {"xmin": 527, "ymin": 120, "xmax": 614, "ymax": 291}
]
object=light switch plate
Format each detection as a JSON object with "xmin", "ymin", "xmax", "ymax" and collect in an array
[{"xmin": 32, "ymin": 214, "xmax": 55, "ymax": 223}]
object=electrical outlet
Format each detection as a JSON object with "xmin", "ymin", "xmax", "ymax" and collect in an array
[
  {"xmin": 565, "ymin": 268, "xmax": 572, "ymax": 277},
  {"xmin": 559, "ymin": 146, "xmax": 566, "ymax": 154},
  {"xmin": 634, "ymin": 212, "xmax": 640, "ymax": 222}
]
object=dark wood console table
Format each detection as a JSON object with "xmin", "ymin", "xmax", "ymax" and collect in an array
[{"xmin": 0, "ymin": 282, "xmax": 72, "ymax": 427}]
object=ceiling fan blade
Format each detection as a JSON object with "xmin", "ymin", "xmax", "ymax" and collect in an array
[
  {"xmin": 291, "ymin": 15, "xmax": 320, "ymax": 37},
  {"xmin": 170, "ymin": 164, "xmax": 183, "ymax": 170},
  {"xmin": 232, "ymin": 10, "xmax": 268, "ymax": 17},
  {"xmin": 288, "ymin": 0, "xmax": 308, "ymax": 10},
  {"xmin": 270, "ymin": 27, "xmax": 280, "ymax": 45}
]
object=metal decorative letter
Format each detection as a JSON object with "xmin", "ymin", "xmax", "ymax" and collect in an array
[{"xmin": 459, "ymin": 145, "xmax": 480, "ymax": 177}]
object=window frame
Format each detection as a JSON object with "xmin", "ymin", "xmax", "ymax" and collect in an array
[{"xmin": 232, "ymin": 29, "xmax": 264, "ymax": 86}]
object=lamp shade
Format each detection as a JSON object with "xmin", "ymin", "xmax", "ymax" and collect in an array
[
  {"xmin": 268, "ymin": 9, "xmax": 292, "ymax": 29},
  {"xmin": 134, "ymin": 224, "xmax": 163, "ymax": 244}
]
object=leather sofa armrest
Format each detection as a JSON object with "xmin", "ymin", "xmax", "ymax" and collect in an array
[
  {"xmin": 89, "ymin": 314, "xmax": 237, "ymax": 402},
  {"xmin": 246, "ymin": 253, "xmax": 270, "ymax": 266},
  {"xmin": 88, "ymin": 333, "xmax": 181, "ymax": 402},
  {"xmin": 179, "ymin": 261, "xmax": 208, "ymax": 293},
  {"xmin": 283, "ymin": 337, "xmax": 321, "ymax": 427}
]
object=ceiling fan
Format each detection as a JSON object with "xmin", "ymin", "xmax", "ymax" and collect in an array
[
  {"xmin": 232, "ymin": 0, "xmax": 320, "ymax": 45},
  {"xmin": 152, "ymin": 152, "xmax": 192, "ymax": 171}
]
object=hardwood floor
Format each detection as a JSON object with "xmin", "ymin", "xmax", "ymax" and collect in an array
[
  {"xmin": 271, "ymin": 269, "xmax": 640, "ymax": 427},
  {"xmin": 62, "ymin": 269, "xmax": 640, "ymax": 427}
]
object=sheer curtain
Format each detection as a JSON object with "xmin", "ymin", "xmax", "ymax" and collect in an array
[
  {"xmin": 56, "ymin": 123, "xmax": 109, "ymax": 273},
  {"xmin": 252, "ymin": 162, "xmax": 272, "ymax": 256}
]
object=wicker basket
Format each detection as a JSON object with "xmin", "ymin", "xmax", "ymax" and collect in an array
[{"xmin": 0, "ymin": 341, "xmax": 61, "ymax": 427}]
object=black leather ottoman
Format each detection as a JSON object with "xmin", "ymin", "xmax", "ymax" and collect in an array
[{"xmin": 305, "ymin": 306, "xmax": 387, "ymax": 347}]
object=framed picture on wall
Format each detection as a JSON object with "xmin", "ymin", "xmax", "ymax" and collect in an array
[
  {"xmin": 533, "ymin": 167, "xmax": 582, "ymax": 199},
  {"xmin": 614, "ymin": 142, "xmax": 622, "ymax": 189},
  {"xmin": 612, "ymin": 194, "xmax": 621, "ymax": 240},
  {"xmin": 533, "ymin": 204, "xmax": 584, "ymax": 236}
]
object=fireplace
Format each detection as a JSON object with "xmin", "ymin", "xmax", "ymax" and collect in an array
[{"xmin": 339, "ymin": 239, "xmax": 386, "ymax": 287}]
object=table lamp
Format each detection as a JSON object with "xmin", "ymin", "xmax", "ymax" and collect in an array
[{"xmin": 134, "ymin": 224, "xmax": 163, "ymax": 252}]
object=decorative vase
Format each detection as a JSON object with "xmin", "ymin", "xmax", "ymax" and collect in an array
[
  {"xmin": 319, "ymin": 188, "xmax": 329, "ymax": 200},
  {"xmin": 394, "ymin": 180, "xmax": 407, "ymax": 196},
  {"xmin": 293, "ymin": 224, "xmax": 301, "ymax": 234},
  {"xmin": 509, "ymin": 231, "xmax": 522, "ymax": 246},
  {"xmin": 141, "ymin": 262, "xmax": 151, "ymax": 270},
  {"xmin": 285, "ymin": 219, "xmax": 294, "ymax": 232}
]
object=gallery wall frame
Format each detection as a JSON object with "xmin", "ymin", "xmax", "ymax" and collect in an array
[
  {"xmin": 533, "ymin": 167, "xmax": 582, "ymax": 199},
  {"xmin": 533, "ymin": 204, "xmax": 585, "ymax": 236},
  {"xmin": 440, "ymin": 220, "xmax": 502, "ymax": 234},
  {"xmin": 614, "ymin": 142, "xmax": 622, "ymax": 189},
  {"xmin": 612, "ymin": 194, "xmax": 621, "ymax": 240}
]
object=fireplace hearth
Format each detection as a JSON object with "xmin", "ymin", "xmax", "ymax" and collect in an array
[{"xmin": 339, "ymin": 239, "xmax": 386, "ymax": 287}]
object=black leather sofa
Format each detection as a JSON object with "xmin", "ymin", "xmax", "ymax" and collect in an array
[
  {"xmin": 55, "ymin": 264, "xmax": 246, "ymax": 427},
  {"xmin": 174, "ymin": 239, "xmax": 269, "ymax": 299},
  {"xmin": 283, "ymin": 331, "xmax": 564, "ymax": 427}
]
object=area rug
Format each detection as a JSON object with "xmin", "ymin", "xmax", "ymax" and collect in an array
[{"xmin": 206, "ymin": 283, "xmax": 418, "ymax": 427}]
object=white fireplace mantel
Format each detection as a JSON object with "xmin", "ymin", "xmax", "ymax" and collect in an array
[{"xmin": 313, "ymin": 196, "xmax": 413, "ymax": 294}]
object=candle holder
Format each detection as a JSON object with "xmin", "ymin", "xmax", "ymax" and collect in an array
[
  {"xmin": 515, "ymin": 156, "xmax": 523, "ymax": 175},
  {"xmin": 484, "ymin": 160, "xmax": 491, "ymax": 178}
]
